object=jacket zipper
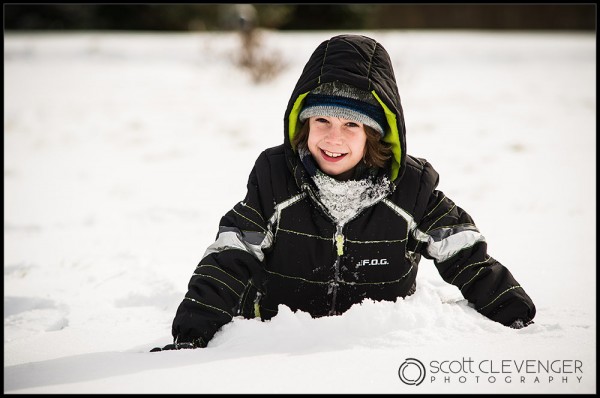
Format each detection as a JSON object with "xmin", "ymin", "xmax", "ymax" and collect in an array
[
  {"xmin": 302, "ymin": 182, "xmax": 380, "ymax": 316},
  {"xmin": 253, "ymin": 291, "xmax": 262, "ymax": 318},
  {"xmin": 302, "ymin": 184, "xmax": 343, "ymax": 315},
  {"xmin": 330, "ymin": 223, "xmax": 345, "ymax": 315}
]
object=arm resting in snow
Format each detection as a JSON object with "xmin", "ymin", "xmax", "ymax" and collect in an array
[
  {"xmin": 171, "ymin": 161, "xmax": 272, "ymax": 346},
  {"xmin": 411, "ymin": 162, "xmax": 536, "ymax": 326},
  {"xmin": 433, "ymin": 239, "xmax": 536, "ymax": 326}
]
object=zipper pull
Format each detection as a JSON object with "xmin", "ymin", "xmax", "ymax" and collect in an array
[
  {"xmin": 253, "ymin": 291, "xmax": 262, "ymax": 318},
  {"xmin": 335, "ymin": 225, "xmax": 345, "ymax": 256}
]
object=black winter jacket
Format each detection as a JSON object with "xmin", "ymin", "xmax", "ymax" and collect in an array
[{"xmin": 172, "ymin": 34, "xmax": 536, "ymax": 346}]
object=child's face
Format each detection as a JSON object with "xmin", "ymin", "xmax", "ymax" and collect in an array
[{"xmin": 307, "ymin": 116, "xmax": 367, "ymax": 180}]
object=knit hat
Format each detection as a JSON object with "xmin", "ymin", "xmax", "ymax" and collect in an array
[{"xmin": 298, "ymin": 81, "xmax": 387, "ymax": 137}]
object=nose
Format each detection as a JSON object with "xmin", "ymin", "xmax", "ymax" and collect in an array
[{"xmin": 324, "ymin": 124, "xmax": 343, "ymax": 144}]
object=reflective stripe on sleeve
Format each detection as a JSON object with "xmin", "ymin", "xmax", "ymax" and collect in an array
[
  {"xmin": 202, "ymin": 193, "xmax": 305, "ymax": 262},
  {"xmin": 382, "ymin": 199, "xmax": 485, "ymax": 262},
  {"xmin": 202, "ymin": 227, "xmax": 272, "ymax": 262},
  {"xmin": 426, "ymin": 228, "xmax": 486, "ymax": 263}
]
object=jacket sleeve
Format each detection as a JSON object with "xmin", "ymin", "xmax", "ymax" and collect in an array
[
  {"xmin": 171, "ymin": 156, "xmax": 273, "ymax": 346},
  {"xmin": 409, "ymin": 160, "xmax": 536, "ymax": 326}
]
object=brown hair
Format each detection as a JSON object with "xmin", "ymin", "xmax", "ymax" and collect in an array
[{"xmin": 291, "ymin": 120, "xmax": 392, "ymax": 169}]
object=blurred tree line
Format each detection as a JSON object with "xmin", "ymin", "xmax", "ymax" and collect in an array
[{"xmin": 4, "ymin": 4, "xmax": 596, "ymax": 31}]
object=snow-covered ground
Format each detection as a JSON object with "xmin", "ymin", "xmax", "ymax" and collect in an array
[{"xmin": 4, "ymin": 30, "xmax": 596, "ymax": 393}]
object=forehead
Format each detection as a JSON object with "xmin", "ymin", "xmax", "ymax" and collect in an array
[{"xmin": 310, "ymin": 115, "xmax": 363, "ymax": 124}]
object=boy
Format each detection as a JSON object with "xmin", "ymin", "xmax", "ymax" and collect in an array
[{"xmin": 153, "ymin": 34, "xmax": 536, "ymax": 351}]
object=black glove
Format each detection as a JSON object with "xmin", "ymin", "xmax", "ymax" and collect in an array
[
  {"xmin": 509, "ymin": 319, "xmax": 534, "ymax": 329},
  {"xmin": 150, "ymin": 336, "xmax": 206, "ymax": 352}
]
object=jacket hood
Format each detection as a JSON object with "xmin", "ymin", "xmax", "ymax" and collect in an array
[{"xmin": 283, "ymin": 34, "xmax": 407, "ymax": 182}]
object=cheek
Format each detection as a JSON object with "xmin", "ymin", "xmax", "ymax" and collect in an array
[
  {"xmin": 351, "ymin": 136, "xmax": 368, "ymax": 155},
  {"xmin": 306, "ymin": 132, "xmax": 319, "ymax": 157},
  {"xmin": 307, "ymin": 130, "xmax": 321, "ymax": 150}
]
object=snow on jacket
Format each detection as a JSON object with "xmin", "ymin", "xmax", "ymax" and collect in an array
[{"xmin": 171, "ymin": 34, "xmax": 536, "ymax": 346}]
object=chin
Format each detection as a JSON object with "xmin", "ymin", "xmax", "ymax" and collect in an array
[{"xmin": 320, "ymin": 165, "xmax": 346, "ymax": 176}]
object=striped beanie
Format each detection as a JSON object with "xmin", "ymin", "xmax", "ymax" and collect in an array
[{"xmin": 299, "ymin": 81, "xmax": 387, "ymax": 137}]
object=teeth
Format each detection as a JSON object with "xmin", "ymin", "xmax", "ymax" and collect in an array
[{"xmin": 324, "ymin": 150, "xmax": 344, "ymax": 158}]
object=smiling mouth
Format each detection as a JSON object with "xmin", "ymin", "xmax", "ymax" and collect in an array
[{"xmin": 320, "ymin": 149, "xmax": 347, "ymax": 162}]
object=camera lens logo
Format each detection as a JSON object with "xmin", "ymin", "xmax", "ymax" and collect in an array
[{"xmin": 398, "ymin": 358, "xmax": 426, "ymax": 386}]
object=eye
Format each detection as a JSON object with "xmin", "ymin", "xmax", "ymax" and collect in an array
[
  {"xmin": 345, "ymin": 121, "xmax": 360, "ymax": 128},
  {"xmin": 315, "ymin": 117, "xmax": 329, "ymax": 124}
]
